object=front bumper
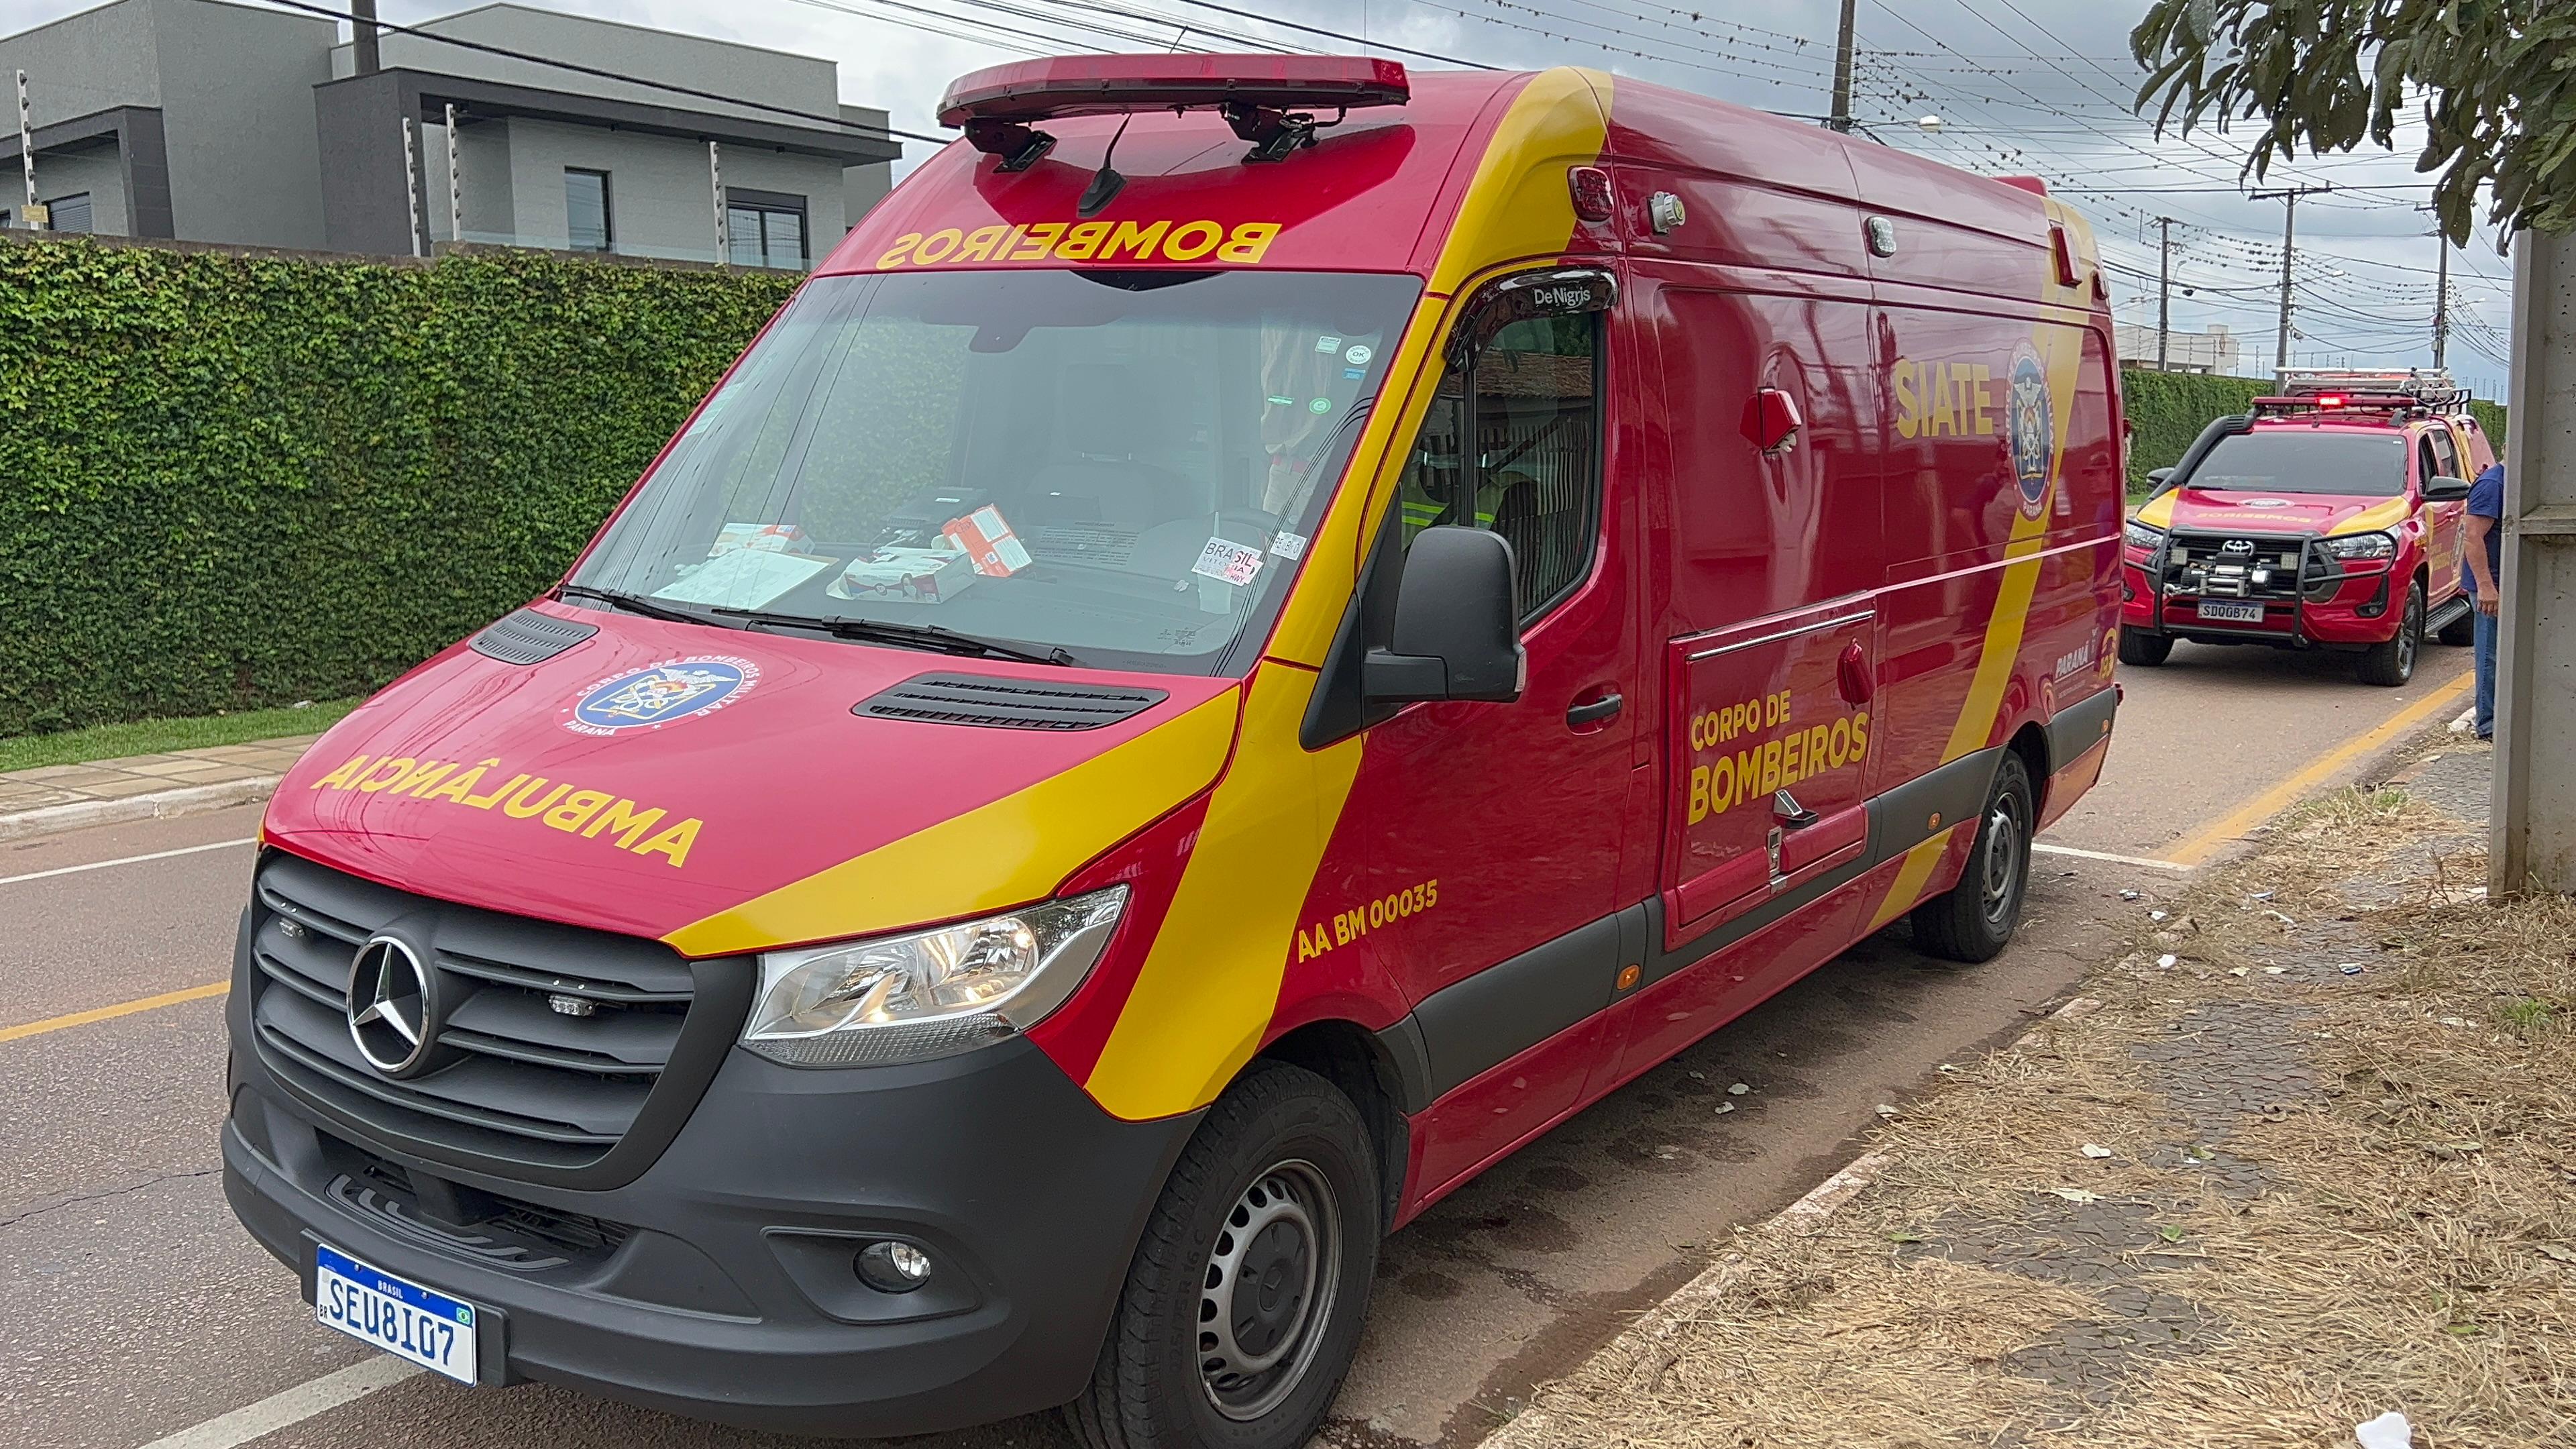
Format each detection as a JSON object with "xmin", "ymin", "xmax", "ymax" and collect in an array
[
  {"xmin": 2121, "ymin": 545, "xmax": 2401, "ymax": 648},
  {"xmin": 224, "ymin": 941, "xmax": 1199, "ymax": 1436}
]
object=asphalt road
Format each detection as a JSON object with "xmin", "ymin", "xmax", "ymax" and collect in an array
[{"xmin": 0, "ymin": 636, "xmax": 2475, "ymax": 1449}]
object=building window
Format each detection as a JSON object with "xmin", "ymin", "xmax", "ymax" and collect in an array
[
  {"xmin": 726, "ymin": 189, "xmax": 808, "ymax": 270},
  {"xmin": 46, "ymin": 193, "xmax": 91, "ymax": 233},
  {"xmin": 564, "ymin": 169, "xmax": 612, "ymax": 252}
]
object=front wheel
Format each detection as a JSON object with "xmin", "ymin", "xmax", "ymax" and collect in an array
[
  {"xmin": 2357, "ymin": 580, "xmax": 2424, "ymax": 687},
  {"xmin": 2116, "ymin": 627, "xmax": 2174, "ymax": 667},
  {"xmin": 1069, "ymin": 1063, "xmax": 1379, "ymax": 1449},
  {"xmin": 1911, "ymin": 751, "xmax": 2035, "ymax": 963}
]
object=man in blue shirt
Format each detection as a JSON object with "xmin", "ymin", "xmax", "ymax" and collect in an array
[{"xmin": 2463, "ymin": 462, "xmax": 2505, "ymax": 740}]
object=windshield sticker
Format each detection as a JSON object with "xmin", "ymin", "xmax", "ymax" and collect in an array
[
  {"xmin": 1267, "ymin": 530, "xmax": 1309, "ymax": 560},
  {"xmin": 309, "ymin": 753, "xmax": 707, "ymax": 868},
  {"xmin": 832, "ymin": 546, "xmax": 977, "ymax": 603},
  {"xmin": 1307, "ymin": 397, "xmax": 1333, "ymax": 415},
  {"xmin": 873, "ymin": 219, "xmax": 1281, "ymax": 270},
  {"xmin": 1315, "ymin": 335, "xmax": 1342, "ymax": 354},
  {"xmin": 653, "ymin": 549, "xmax": 830, "ymax": 608},
  {"xmin": 1344, "ymin": 344, "xmax": 1373, "ymax": 366},
  {"xmin": 1265, "ymin": 394, "xmax": 1297, "ymax": 407},
  {"xmin": 708, "ymin": 522, "xmax": 812, "ymax": 557},
  {"xmin": 1192, "ymin": 537, "xmax": 1267, "ymax": 587},
  {"xmin": 944, "ymin": 505, "xmax": 1032, "ymax": 577},
  {"xmin": 566, "ymin": 656, "xmax": 760, "ymax": 737}
]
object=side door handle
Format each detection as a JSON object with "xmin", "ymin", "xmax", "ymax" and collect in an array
[
  {"xmin": 1836, "ymin": 641, "xmax": 1873, "ymax": 706},
  {"xmin": 1566, "ymin": 692, "xmax": 1623, "ymax": 727}
]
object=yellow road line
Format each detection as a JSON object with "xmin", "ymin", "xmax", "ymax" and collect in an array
[
  {"xmin": 2163, "ymin": 671, "xmax": 2475, "ymax": 867},
  {"xmin": 0, "ymin": 981, "xmax": 228, "ymax": 1044}
]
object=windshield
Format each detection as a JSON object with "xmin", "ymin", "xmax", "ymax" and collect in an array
[
  {"xmin": 571, "ymin": 268, "xmax": 1422, "ymax": 674},
  {"xmin": 2185, "ymin": 429, "xmax": 2409, "ymax": 497}
]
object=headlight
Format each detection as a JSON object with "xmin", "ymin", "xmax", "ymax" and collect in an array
[
  {"xmin": 2123, "ymin": 520, "xmax": 2163, "ymax": 551},
  {"xmin": 742, "ymin": 886, "xmax": 1127, "ymax": 1067},
  {"xmin": 2320, "ymin": 532, "xmax": 2396, "ymax": 560}
]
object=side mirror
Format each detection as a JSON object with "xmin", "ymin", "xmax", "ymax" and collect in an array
[
  {"xmin": 1364, "ymin": 527, "xmax": 1525, "ymax": 704},
  {"xmin": 2147, "ymin": 467, "xmax": 2174, "ymax": 488},
  {"xmin": 2423, "ymin": 475, "xmax": 2471, "ymax": 502}
]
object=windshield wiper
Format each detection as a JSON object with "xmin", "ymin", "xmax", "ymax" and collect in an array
[
  {"xmin": 710, "ymin": 607, "xmax": 1081, "ymax": 667},
  {"xmin": 557, "ymin": 584, "xmax": 721, "ymax": 627}
]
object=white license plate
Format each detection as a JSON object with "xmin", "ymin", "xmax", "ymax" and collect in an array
[
  {"xmin": 315, "ymin": 1242, "xmax": 479, "ymax": 1385},
  {"xmin": 2196, "ymin": 599, "xmax": 2266, "ymax": 623}
]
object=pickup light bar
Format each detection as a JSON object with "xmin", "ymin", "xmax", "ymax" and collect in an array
[{"xmin": 936, "ymin": 54, "xmax": 1411, "ymax": 171}]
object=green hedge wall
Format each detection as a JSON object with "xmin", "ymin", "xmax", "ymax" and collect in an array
[
  {"xmin": 0, "ymin": 239, "xmax": 798, "ymax": 737},
  {"xmin": 2120, "ymin": 366, "xmax": 2508, "ymax": 494}
]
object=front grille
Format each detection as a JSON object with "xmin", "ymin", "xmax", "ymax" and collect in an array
[
  {"xmin": 248, "ymin": 852, "xmax": 724, "ymax": 1178},
  {"xmin": 855, "ymin": 673, "xmax": 1169, "ymax": 731},
  {"xmin": 2161, "ymin": 531, "xmax": 2324, "ymax": 606},
  {"xmin": 317, "ymin": 1130, "xmax": 632, "ymax": 1272}
]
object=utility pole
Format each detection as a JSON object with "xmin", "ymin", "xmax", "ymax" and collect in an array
[
  {"xmin": 351, "ymin": 0, "xmax": 380, "ymax": 76},
  {"xmin": 1829, "ymin": 0, "xmax": 1858, "ymax": 133},
  {"xmin": 2433, "ymin": 239, "xmax": 2450, "ymax": 369},
  {"xmin": 2155, "ymin": 216, "xmax": 2174, "ymax": 371},
  {"xmin": 2251, "ymin": 185, "xmax": 2331, "ymax": 386}
]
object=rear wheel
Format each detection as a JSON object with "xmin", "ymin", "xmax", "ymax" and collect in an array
[
  {"xmin": 2358, "ymin": 580, "xmax": 2424, "ymax": 687},
  {"xmin": 1069, "ymin": 1063, "xmax": 1378, "ymax": 1449},
  {"xmin": 2116, "ymin": 627, "xmax": 2173, "ymax": 667},
  {"xmin": 1911, "ymin": 751, "xmax": 2035, "ymax": 964}
]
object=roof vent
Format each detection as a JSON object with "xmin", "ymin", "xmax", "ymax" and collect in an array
[
  {"xmin": 469, "ymin": 609, "xmax": 598, "ymax": 665},
  {"xmin": 855, "ymin": 674, "xmax": 1168, "ymax": 731}
]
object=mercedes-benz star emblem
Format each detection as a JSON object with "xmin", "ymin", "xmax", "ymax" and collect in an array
[{"xmin": 347, "ymin": 934, "xmax": 437, "ymax": 1077}]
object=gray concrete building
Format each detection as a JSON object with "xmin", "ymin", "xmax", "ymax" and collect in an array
[{"xmin": 0, "ymin": 0, "xmax": 900, "ymax": 267}]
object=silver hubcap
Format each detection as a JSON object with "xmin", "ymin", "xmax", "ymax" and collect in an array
[
  {"xmin": 1980, "ymin": 790, "xmax": 2027, "ymax": 931},
  {"xmin": 1199, "ymin": 1160, "xmax": 1339, "ymax": 1421}
]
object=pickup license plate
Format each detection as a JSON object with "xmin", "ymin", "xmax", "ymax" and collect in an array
[
  {"xmin": 2196, "ymin": 600, "xmax": 2265, "ymax": 623},
  {"xmin": 315, "ymin": 1242, "xmax": 479, "ymax": 1385}
]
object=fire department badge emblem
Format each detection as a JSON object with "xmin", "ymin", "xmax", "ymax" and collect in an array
[
  {"xmin": 565, "ymin": 656, "xmax": 759, "ymax": 736},
  {"xmin": 2006, "ymin": 340, "xmax": 2054, "ymax": 519}
]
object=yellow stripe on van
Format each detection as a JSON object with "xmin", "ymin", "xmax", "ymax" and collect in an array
[
  {"xmin": 1083, "ymin": 664, "xmax": 1366, "ymax": 1120},
  {"xmin": 1089, "ymin": 70, "xmax": 1617, "ymax": 1114},
  {"xmin": 1867, "ymin": 201, "xmax": 2096, "ymax": 932},
  {"xmin": 661, "ymin": 692, "xmax": 1240, "ymax": 957},
  {"xmin": 1268, "ymin": 68, "xmax": 1614, "ymax": 668}
]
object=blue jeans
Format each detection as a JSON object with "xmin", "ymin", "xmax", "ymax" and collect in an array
[{"xmin": 2473, "ymin": 604, "xmax": 2498, "ymax": 739}]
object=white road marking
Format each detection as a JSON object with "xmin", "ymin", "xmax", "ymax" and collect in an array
[
  {"xmin": 136, "ymin": 1356, "xmax": 422, "ymax": 1449},
  {"xmin": 0, "ymin": 837, "xmax": 252, "ymax": 889},
  {"xmin": 2032, "ymin": 841, "xmax": 2192, "ymax": 872}
]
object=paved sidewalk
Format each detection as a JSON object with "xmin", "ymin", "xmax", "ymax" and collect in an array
[
  {"xmin": 0, "ymin": 734, "xmax": 319, "ymax": 839},
  {"xmin": 1489, "ymin": 733, "xmax": 2572, "ymax": 1448}
]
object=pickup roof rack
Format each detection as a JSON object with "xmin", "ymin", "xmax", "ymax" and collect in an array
[{"xmin": 2273, "ymin": 366, "xmax": 2471, "ymax": 409}]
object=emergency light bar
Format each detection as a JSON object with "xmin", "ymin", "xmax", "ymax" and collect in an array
[
  {"xmin": 937, "ymin": 54, "xmax": 1411, "ymax": 170},
  {"xmin": 2275, "ymin": 366, "xmax": 2468, "ymax": 409}
]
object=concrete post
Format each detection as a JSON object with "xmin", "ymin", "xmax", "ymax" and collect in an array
[
  {"xmin": 2491, "ymin": 227, "xmax": 2576, "ymax": 894},
  {"xmin": 444, "ymin": 103, "xmax": 462, "ymax": 246},
  {"xmin": 708, "ymin": 140, "xmax": 726, "ymax": 266},
  {"xmin": 17, "ymin": 70, "xmax": 34, "ymax": 217},
  {"xmin": 400, "ymin": 117, "xmax": 422, "ymax": 259}
]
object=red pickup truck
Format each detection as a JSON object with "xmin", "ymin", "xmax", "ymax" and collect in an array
[{"xmin": 2120, "ymin": 371, "xmax": 2487, "ymax": 686}]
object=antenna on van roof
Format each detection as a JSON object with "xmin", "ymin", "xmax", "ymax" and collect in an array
[{"xmin": 1078, "ymin": 115, "xmax": 1133, "ymax": 218}]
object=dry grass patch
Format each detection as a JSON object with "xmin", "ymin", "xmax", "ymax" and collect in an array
[{"xmin": 1510, "ymin": 756, "xmax": 2576, "ymax": 1448}]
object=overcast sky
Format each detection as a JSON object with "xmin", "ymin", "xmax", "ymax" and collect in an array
[{"xmin": 0, "ymin": 0, "xmax": 2518, "ymax": 392}]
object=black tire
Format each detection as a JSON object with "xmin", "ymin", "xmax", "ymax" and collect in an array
[
  {"xmin": 2358, "ymin": 580, "xmax": 2424, "ymax": 687},
  {"xmin": 1068, "ymin": 1063, "xmax": 1379, "ymax": 1449},
  {"xmin": 2436, "ymin": 608, "xmax": 2475, "ymax": 647},
  {"xmin": 2116, "ymin": 627, "xmax": 2173, "ymax": 667},
  {"xmin": 1910, "ymin": 751, "xmax": 2035, "ymax": 964}
]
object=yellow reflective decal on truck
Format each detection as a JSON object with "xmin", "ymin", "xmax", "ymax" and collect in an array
[
  {"xmin": 661, "ymin": 692, "xmax": 1240, "ymax": 957},
  {"xmin": 309, "ymin": 754, "xmax": 706, "ymax": 868},
  {"xmin": 874, "ymin": 219, "xmax": 1283, "ymax": 270}
]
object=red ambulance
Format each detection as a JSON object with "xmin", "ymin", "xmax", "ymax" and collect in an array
[{"xmin": 221, "ymin": 56, "xmax": 2125, "ymax": 1449}]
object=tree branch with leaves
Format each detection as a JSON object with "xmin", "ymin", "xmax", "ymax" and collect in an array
[{"xmin": 2132, "ymin": 0, "xmax": 2576, "ymax": 241}]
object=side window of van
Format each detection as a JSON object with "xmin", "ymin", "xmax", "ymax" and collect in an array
[{"xmin": 1393, "ymin": 313, "xmax": 1602, "ymax": 621}]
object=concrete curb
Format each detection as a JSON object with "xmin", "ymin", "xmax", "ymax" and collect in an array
[
  {"xmin": 0, "ymin": 775, "xmax": 280, "ymax": 843},
  {"xmin": 1479, "ymin": 993, "xmax": 2106, "ymax": 1448}
]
